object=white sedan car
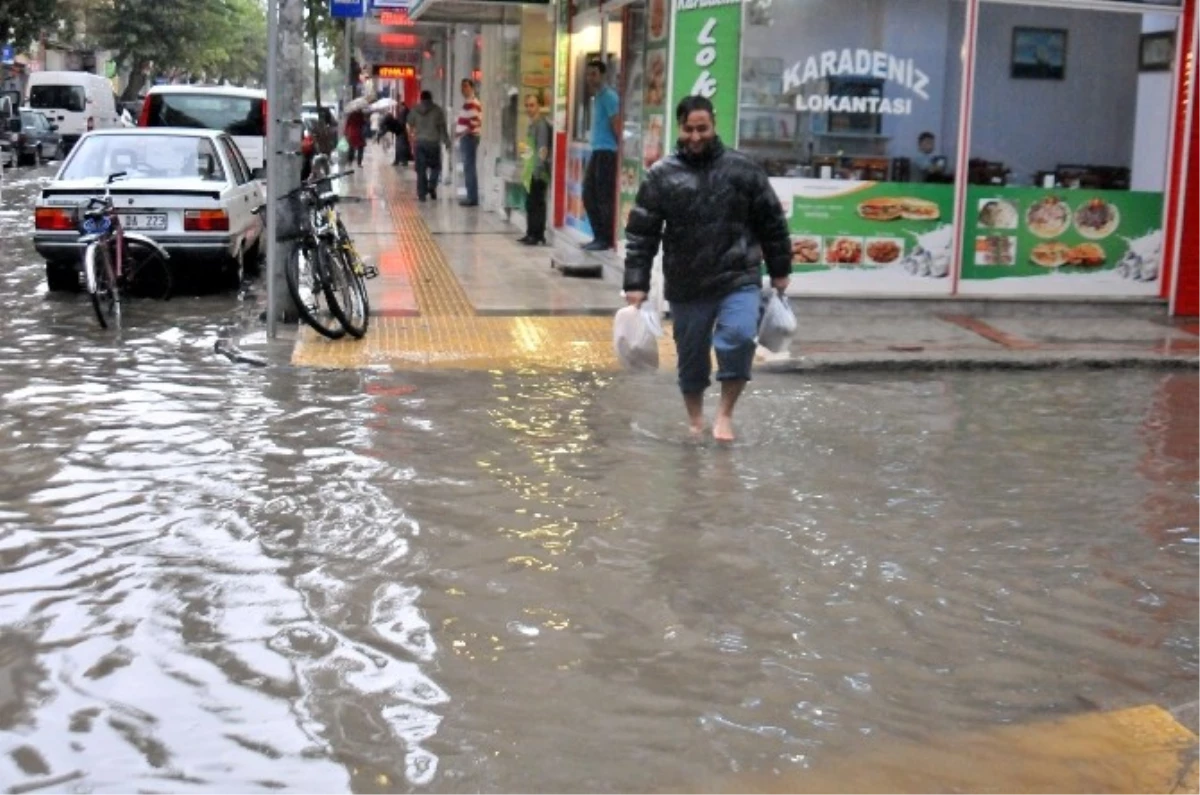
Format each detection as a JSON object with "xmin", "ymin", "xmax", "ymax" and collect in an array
[{"xmin": 34, "ymin": 128, "xmax": 265, "ymax": 292}]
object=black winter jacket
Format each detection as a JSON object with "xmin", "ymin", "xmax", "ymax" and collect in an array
[{"xmin": 623, "ymin": 139, "xmax": 791, "ymax": 302}]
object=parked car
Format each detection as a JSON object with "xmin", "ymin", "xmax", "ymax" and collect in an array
[
  {"xmin": 140, "ymin": 85, "xmax": 267, "ymax": 172},
  {"xmin": 0, "ymin": 94, "xmax": 14, "ymax": 168},
  {"xmin": 34, "ymin": 128, "xmax": 265, "ymax": 292},
  {"xmin": 26, "ymin": 71, "xmax": 124, "ymax": 153},
  {"xmin": 8, "ymin": 109, "xmax": 63, "ymax": 165}
]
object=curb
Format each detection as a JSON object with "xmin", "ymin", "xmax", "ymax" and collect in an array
[{"xmin": 760, "ymin": 352, "xmax": 1200, "ymax": 374}]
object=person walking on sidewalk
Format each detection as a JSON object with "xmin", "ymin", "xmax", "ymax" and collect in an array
[
  {"xmin": 456, "ymin": 79, "xmax": 482, "ymax": 207},
  {"xmin": 623, "ymin": 95, "xmax": 791, "ymax": 443},
  {"xmin": 408, "ymin": 90, "xmax": 450, "ymax": 202},
  {"xmin": 386, "ymin": 101, "xmax": 411, "ymax": 167},
  {"xmin": 519, "ymin": 94, "xmax": 553, "ymax": 246},
  {"xmin": 582, "ymin": 60, "xmax": 620, "ymax": 251},
  {"xmin": 344, "ymin": 108, "xmax": 367, "ymax": 167}
]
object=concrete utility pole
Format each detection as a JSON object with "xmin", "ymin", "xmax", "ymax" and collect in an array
[{"xmin": 266, "ymin": 0, "xmax": 307, "ymax": 334}]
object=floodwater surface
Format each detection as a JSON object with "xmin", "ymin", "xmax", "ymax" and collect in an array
[{"xmin": 0, "ymin": 168, "xmax": 1196, "ymax": 793}]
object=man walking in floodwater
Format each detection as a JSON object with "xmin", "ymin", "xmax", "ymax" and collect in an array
[{"xmin": 622, "ymin": 95, "xmax": 791, "ymax": 442}]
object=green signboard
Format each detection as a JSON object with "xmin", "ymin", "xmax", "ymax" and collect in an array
[
  {"xmin": 669, "ymin": 0, "xmax": 742, "ymax": 144},
  {"xmin": 960, "ymin": 186, "xmax": 1164, "ymax": 281}
]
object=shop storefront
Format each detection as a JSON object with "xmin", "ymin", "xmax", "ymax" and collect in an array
[
  {"xmin": 407, "ymin": 0, "xmax": 553, "ymax": 212},
  {"xmin": 480, "ymin": 5, "xmax": 555, "ymax": 216},
  {"xmin": 724, "ymin": 0, "xmax": 1188, "ymax": 299},
  {"xmin": 550, "ymin": 0, "xmax": 1193, "ymax": 308},
  {"xmin": 554, "ymin": 0, "xmax": 668, "ymax": 245}
]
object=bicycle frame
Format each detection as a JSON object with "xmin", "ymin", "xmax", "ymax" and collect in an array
[
  {"xmin": 81, "ymin": 172, "xmax": 171, "ymax": 325},
  {"xmin": 81, "ymin": 176, "xmax": 171, "ymax": 288}
]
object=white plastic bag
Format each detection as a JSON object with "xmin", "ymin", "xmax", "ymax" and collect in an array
[
  {"xmin": 613, "ymin": 302, "xmax": 663, "ymax": 370},
  {"xmin": 757, "ymin": 288, "xmax": 797, "ymax": 353}
]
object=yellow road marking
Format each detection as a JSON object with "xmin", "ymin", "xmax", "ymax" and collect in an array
[{"xmin": 717, "ymin": 704, "xmax": 1198, "ymax": 794}]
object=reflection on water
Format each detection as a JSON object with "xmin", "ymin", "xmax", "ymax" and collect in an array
[{"xmin": 1, "ymin": 168, "xmax": 1197, "ymax": 792}]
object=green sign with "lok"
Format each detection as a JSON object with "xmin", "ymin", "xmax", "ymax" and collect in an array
[{"xmin": 669, "ymin": 0, "xmax": 743, "ymax": 145}]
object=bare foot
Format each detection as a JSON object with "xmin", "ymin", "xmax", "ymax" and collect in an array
[
  {"xmin": 712, "ymin": 415, "xmax": 735, "ymax": 443},
  {"xmin": 688, "ymin": 421, "xmax": 706, "ymax": 439}
]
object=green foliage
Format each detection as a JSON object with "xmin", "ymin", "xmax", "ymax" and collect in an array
[
  {"xmin": 0, "ymin": 0, "xmax": 63, "ymax": 50},
  {"xmin": 96, "ymin": 0, "xmax": 266, "ymax": 90}
]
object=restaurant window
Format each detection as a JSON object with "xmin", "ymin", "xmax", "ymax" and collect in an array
[
  {"xmin": 740, "ymin": 0, "xmax": 967, "ymax": 294},
  {"xmin": 959, "ymin": 3, "xmax": 1177, "ymax": 295}
]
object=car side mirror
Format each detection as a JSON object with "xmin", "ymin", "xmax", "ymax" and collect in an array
[
  {"xmin": 49, "ymin": 124, "xmax": 58, "ymax": 131},
  {"xmin": 251, "ymin": 166, "xmax": 266, "ymax": 180},
  {"xmin": 7, "ymin": 119, "xmax": 19, "ymax": 133}
]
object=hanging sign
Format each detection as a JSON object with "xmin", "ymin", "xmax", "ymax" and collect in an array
[{"xmin": 331, "ymin": 0, "xmax": 365, "ymax": 18}]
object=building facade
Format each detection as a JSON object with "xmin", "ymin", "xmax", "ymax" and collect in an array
[{"xmin": 404, "ymin": 0, "xmax": 1197, "ymax": 314}]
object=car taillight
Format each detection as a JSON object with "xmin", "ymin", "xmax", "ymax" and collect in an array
[
  {"xmin": 35, "ymin": 207, "xmax": 75, "ymax": 231},
  {"xmin": 301, "ymin": 131, "xmax": 314, "ymax": 156},
  {"xmin": 139, "ymin": 99, "xmax": 151, "ymax": 127},
  {"xmin": 184, "ymin": 209, "xmax": 229, "ymax": 232},
  {"xmin": 86, "ymin": 117, "xmax": 94, "ymax": 131}
]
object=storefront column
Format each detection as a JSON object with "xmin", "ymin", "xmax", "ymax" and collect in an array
[
  {"xmin": 949, "ymin": 0, "xmax": 982, "ymax": 296},
  {"xmin": 1167, "ymin": 0, "xmax": 1197, "ymax": 316}
]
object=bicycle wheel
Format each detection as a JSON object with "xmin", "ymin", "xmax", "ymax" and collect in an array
[
  {"xmin": 321, "ymin": 240, "xmax": 369, "ymax": 339},
  {"xmin": 285, "ymin": 242, "xmax": 346, "ymax": 339},
  {"xmin": 86, "ymin": 242, "xmax": 119, "ymax": 329},
  {"xmin": 123, "ymin": 240, "xmax": 173, "ymax": 301}
]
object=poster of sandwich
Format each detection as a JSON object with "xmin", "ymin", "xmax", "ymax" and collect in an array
[
  {"xmin": 768, "ymin": 179, "xmax": 955, "ymax": 294},
  {"xmin": 958, "ymin": 186, "xmax": 1163, "ymax": 296}
]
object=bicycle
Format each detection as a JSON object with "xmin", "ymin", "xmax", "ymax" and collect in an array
[
  {"xmin": 266, "ymin": 169, "xmax": 376, "ymax": 339},
  {"xmin": 79, "ymin": 171, "xmax": 173, "ymax": 329}
]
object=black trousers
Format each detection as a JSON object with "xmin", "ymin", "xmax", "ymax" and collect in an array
[
  {"xmin": 393, "ymin": 134, "xmax": 411, "ymax": 165},
  {"xmin": 582, "ymin": 150, "xmax": 617, "ymax": 245},
  {"xmin": 415, "ymin": 141, "xmax": 442, "ymax": 199},
  {"xmin": 525, "ymin": 177, "xmax": 548, "ymax": 240}
]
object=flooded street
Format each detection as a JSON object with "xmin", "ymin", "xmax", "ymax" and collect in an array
[{"xmin": 0, "ymin": 169, "xmax": 1197, "ymax": 793}]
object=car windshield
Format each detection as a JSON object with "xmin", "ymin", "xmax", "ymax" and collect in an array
[
  {"xmin": 29, "ymin": 85, "xmax": 87, "ymax": 113},
  {"xmin": 20, "ymin": 111, "xmax": 37, "ymax": 127},
  {"xmin": 145, "ymin": 93, "xmax": 264, "ymax": 137},
  {"xmin": 60, "ymin": 135, "xmax": 227, "ymax": 182}
]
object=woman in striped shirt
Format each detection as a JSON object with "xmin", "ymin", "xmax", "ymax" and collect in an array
[{"xmin": 456, "ymin": 79, "xmax": 482, "ymax": 207}]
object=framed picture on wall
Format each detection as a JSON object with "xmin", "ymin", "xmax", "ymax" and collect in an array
[
  {"xmin": 1139, "ymin": 31, "xmax": 1175, "ymax": 72},
  {"xmin": 1011, "ymin": 27, "xmax": 1067, "ymax": 80}
]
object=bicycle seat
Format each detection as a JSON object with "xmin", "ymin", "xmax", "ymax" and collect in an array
[{"xmin": 318, "ymin": 191, "xmax": 339, "ymax": 205}]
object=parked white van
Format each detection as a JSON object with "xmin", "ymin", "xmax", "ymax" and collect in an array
[
  {"xmin": 139, "ymin": 85, "xmax": 267, "ymax": 173},
  {"xmin": 26, "ymin": 71, "xmax": 122, "ymax": 151}
]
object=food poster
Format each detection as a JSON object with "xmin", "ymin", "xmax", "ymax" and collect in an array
[
  {"xmin": 620, "ymin": 3, "xmax": 671, "ymax": 237},
  {"xmin": 769, "ymin": 179, "xmax": 955, "ymax": 294},
  {"xmin": 959, "ymin": 187, "xmax": 1164, "ymax": 296},
  {"xmin": 565, "ymin": 142, "xmax": 594, "ymax": 237}
]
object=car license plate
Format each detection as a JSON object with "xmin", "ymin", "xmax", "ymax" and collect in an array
[{"xmin": 119, "ymin": 213, "xmax": 167, "ymax": 231}]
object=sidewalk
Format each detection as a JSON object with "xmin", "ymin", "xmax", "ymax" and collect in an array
[{"xmin": 292, "ymin": 150, "xmax": 1199, "ymax": 373}]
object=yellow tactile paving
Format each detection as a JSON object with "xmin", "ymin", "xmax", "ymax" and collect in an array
[
  {"xmin": 292, "ymin": 315, "xmax": 677, "ymax": 371},
  {"xmin": 293, "ymin": 172, "xmax": 681, "ymax": 371},
  {"xmin": 383, "ymin": 181, "xmax": 473, "ymax": 318},
  {"xmin": 718, "ymin": 704, "xmax": 1199, "ymax": 794}
]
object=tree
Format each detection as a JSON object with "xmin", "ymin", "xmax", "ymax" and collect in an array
[
  {"xmin": 94, "ymin": 0, "xmax": 266, "ymax": 99},
  {"xmin": 303, "ymin": 0, "xmax": 345, "ymax": 109},
  {"xmin": 0, "ymin": 0, "xmax": 63, "ymax": 52}
]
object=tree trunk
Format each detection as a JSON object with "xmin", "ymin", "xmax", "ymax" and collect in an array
[
  {"xmin": 120, "ymin": 63, "xmax": 149, "ymax": 101},
  {"xmin": 311, "ymin": 18, "xmax": 321, "ymax": 110}
]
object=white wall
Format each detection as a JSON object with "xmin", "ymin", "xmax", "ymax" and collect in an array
[
  {"xmin": 965, "ymin": 4, "xmax": 1141, "ymax": 184},
  {"xmin": 1131, "ymin": 13, "xmax": 1176, "ymax": 191}
]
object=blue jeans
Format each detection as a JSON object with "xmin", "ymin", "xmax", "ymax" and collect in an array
[
  {"xmin": 670, "ymin": 285, "xmax": 760, "ymax": 395},
  {"xmin": 460, "ymin": 135, "xmax": 479, "ymax": 203}
]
